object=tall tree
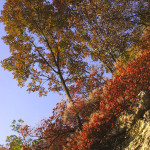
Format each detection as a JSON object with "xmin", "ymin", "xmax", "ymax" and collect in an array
[
  {"xmin": 1, "ymin": 1, "xmax": 150, "ymax": 149},
  {"xmin": 0, "ymin": 0, "xmax": 149, "ymax": 129},
  {"xmin": 1, "ymin": 0, "xmax": 149, "ymax": 97},
  {"xmin": 0, "ymin": 0, "xmax": 90, "ymax": 101},
  {"xmin": 0, "ymin": 0, "xmax": 92, "ymax": 129}
]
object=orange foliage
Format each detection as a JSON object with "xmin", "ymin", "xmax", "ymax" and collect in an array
[{"xmin": 19, "ymin": 46, "xmax": 150, "ymax": 149}]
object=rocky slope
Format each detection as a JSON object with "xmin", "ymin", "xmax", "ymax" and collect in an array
[{"xmin": 99, "ymin": 91, "xmax": 150, "ymax": 150}]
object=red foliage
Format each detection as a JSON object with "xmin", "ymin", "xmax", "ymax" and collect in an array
[
  {"xmin": 19, "ymin": 48, "xmax": 150, "ymax": 149},
  {"xmin": 64, "ymin": 48, "xmax": 150, "ymax": 149}
]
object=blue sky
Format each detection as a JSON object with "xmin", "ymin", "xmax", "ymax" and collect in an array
[{"xmin": 0, "ymin": 0, "xmax": 61, "ymax": 146}]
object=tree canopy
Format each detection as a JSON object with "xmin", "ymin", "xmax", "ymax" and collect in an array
[
  {"xmin": 0, "ymin": 0, "xmax": 150, "ymax": 149},
  {"xmin": 1, "ymin": 0, "xmax": 149, "ymax": 98}
]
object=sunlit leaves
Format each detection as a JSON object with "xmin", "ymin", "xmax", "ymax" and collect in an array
[
  {"xmin": 1, "ymin": 0, "xmax": 90, "ymax": 98},
  {"xmin": 1, "ymin": 0, "xmax": 150, "ymax": 149},
  {"xmin": 6, "ymin": 47, "xmax": 150, "ymax": 149},
  {"xmin": 69, "ymin": 0, "xmax": 149, "ymax": 72}
]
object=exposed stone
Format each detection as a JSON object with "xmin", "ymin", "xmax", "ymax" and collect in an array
[
  {"xmin": 124, "ymin": 111, "xmax": 150, "ymax": 150},
  {"xmin": 98, "ymin": 91, "xmax": 150, "ymax": 150}
]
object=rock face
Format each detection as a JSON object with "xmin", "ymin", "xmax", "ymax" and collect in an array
[
  {"xmin": 122, "ymin": 91, "xmax": 150, "ymax": 150},
  {"xmin": 117, "ymin": 91, "xmax": 150, "ymax": 150},
  {"xmin": 100, "ymin": 91, "xmax": 150, "ymax": 150},
  {"xmin": 124, "ymin": 110, "xmax": 150, "ymax": 150}
]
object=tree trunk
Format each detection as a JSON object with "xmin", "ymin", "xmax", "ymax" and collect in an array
[
  {"xmin": 58, "ymin": 73, "xmax": 74, "ymax": 104},
  {"xmin": 58, "ymin": 72, "xmax": 82, "ymax": 130}
]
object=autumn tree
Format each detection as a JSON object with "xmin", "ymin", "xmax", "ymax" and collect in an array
[
  {"xmin": 1, "ymin": 0, "xmax": 150, "ymax": 149},
  {"xmin": 1, "ymin": 0, "xmax": 89, "ymax": 100},
  {"xmin": 1, "ymin": 0, "xmax": 149, "ymax": 96},
  {"xmin": 8, "ymin": 46, "xmax": 150, "ymax": 149},
  {"xmin": 0, "ymin": 0, "xmax": 94, "ymax": 130},
  {"xmin": 1, "ymin": 0, "xmax": 149, "ymax": 100}
]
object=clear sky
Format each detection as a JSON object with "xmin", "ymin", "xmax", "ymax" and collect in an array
[{"xmin": 0, "ymin": 0, "xmax": 61, "ymax": 146}]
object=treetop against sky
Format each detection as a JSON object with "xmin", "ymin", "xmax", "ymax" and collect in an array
[{"xmin": 0, "ymin": 0, "xmax": 149, "ymax": 148}]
